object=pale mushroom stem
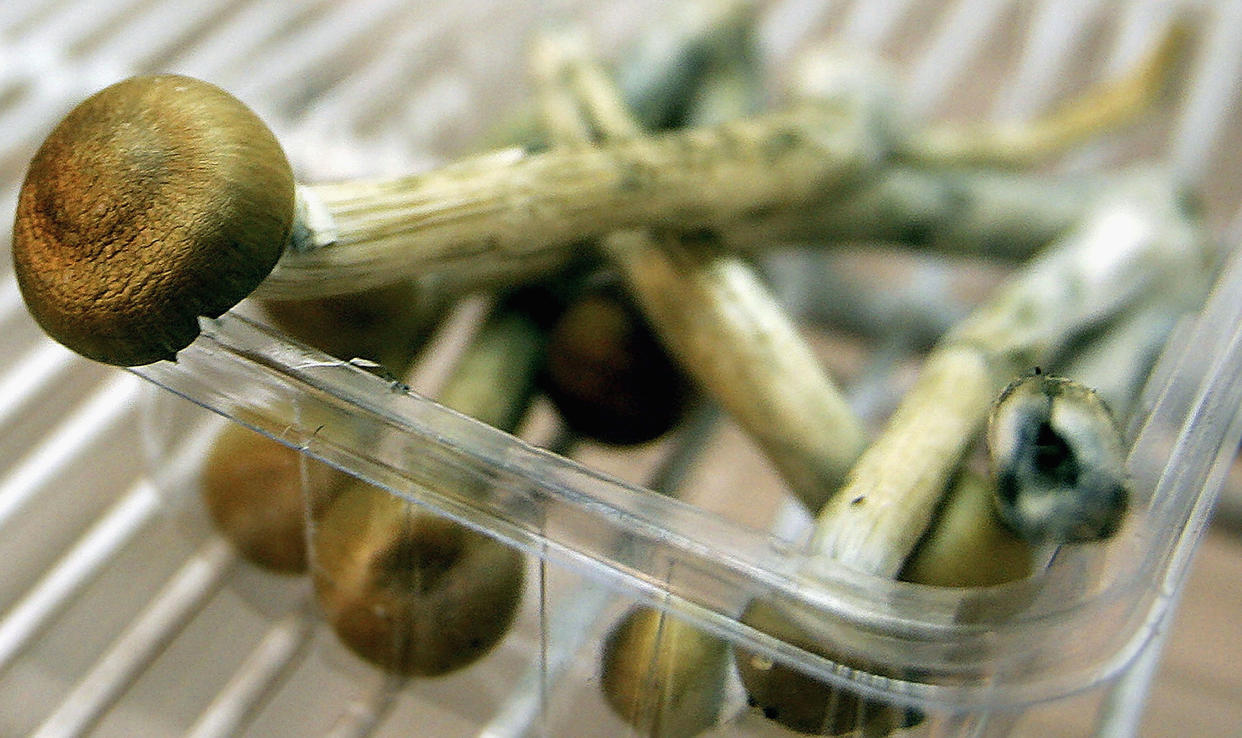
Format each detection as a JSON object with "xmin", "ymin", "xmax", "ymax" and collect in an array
[
  {"xmin": 902, "ymin": 22, "xmax": 1189, "ymax": 168},
  {"xmin": 258, "ymin": 18, "xmax": 1182, "ymax": 303},
  {"xmin": 728, "ymin": 165, "xmax": 1143, "ymax": 261},
  {"xmin": 257, "ymin": 95, "xmax": 889, "ymax": 301},
  {"xmin": 531, "ymin": 33, "xmax": 866, "ymax": 511},
  {"xmin": 807, "ymin": 174, "xmax": 1206, "ymax": 578}
]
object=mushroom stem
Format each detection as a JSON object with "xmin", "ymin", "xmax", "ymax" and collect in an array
[
  {"xmin": 807, "ymin": 173, "xmax": 1205, "ymax": 579},
  {"xmin": 433, "ymin": 289, "xmax": 553, "ymax": 429},
  {"xmin": 731, "ymin": 166, "xmax": 1146, "ymax": 261},
  {"xmin": 256, "ymin": 95, "xmax": 889, "ymax": 301},
  {"xmin": 900, "ymin": 21, "xmax": 1188, "ymax": 168},
  {"xmin": 264, "ymin": 19, "xmax": 1184, "ymax": 301},
  {"xmin": 532, "ymin": 33, "xmax": 866, "ymax": 511},
  {"xmin": 737, "ymin": 470, "xmax": 1040, "ymax": 736}
]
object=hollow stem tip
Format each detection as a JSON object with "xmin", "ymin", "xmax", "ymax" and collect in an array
[
  {"xmin": 987, "ymin": 371, "xmax": 1129, "ymax": 543},
  {"xmin": 13, "ymin": 75, "xmax": 295, "ymax": 366}
]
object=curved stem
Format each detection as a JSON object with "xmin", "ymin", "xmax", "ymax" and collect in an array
[{"xmin": 533, "ymin": 33, "xmax": 867, "ymax": 511}]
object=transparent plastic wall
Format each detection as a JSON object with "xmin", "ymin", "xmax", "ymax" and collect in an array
[
  {"xmin": 3, "ymin": 0, "xmax": 1242, "ymax": 736},
  {"xmin": 126, "ymin": 247, "xmax": 1242, "ymax": 735}
]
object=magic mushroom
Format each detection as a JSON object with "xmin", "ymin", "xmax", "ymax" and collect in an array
[
  {"xmin": 539, "ymin": 276, "xmax": 693, "ymax": 447},
  {"xmin": 12, "ymin": 72, "xmax": 891, "ymax": 368},
  {"xmin": 13, "ymin": 32, "xmax": 1177, "ymax": 369},
  {"xmin": 12, "ymin": 75, "xmax": 294, "ymax": 367},
  {"xmin": 311, "ymin": 285, "xmax": 552, "ymax": 676},
  {"xmin": 200, "ymin": 418, "xmax": 347, "ymax": 574}
]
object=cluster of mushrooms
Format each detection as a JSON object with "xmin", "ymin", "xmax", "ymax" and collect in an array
[{"xmin": 9, "ymin": 1, "xmax": 1213, "ymax": 735}]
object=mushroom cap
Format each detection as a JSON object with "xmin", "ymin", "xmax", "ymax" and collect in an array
[
  {"xmin": 736, "ymin": 599, "xmax": 921, "ymax": 735},
  {"xmin": 201, "ymin": 420, "xmax": 346, "ymax": 574},
  {"xmin": 600, "ymin": 606, "xmax": 729, "ymax": 736},
  {"xmin": 312, "ymin": 479, "xmax": 525, "ymax": 676},
  {"xmin": 540, "ymin": 283, "xmax": 691, "ymax": 445},
  {"xmin": 12, "ymin": 74, "xmax": 295, "ymax": 366}
]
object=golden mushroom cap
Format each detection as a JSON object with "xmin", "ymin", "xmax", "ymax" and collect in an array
[
  {"xmin": 312, "ymin": 480, "xmax": 526, "ymax": 676},
  {"xmin": 12, "ymin": 74, "xmax": 295, "ymax": 366},
  {"xmin": 600, "ymin": 606, "xmax": 730, "ymax": 736},
  {"xmin": 201, "ymin": 421, "xmax": 346, "ymax": 574}
]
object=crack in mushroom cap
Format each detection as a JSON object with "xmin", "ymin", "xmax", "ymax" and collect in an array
[{"xmin": 12, "ymin": 74, "xmax": 294, "ymax": 366}]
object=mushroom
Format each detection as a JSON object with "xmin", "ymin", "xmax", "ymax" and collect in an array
[
  {"xmin": 12, "ymin": 74, "xmax": 294, "ymax": 367},
  {"xmin": 540, "ymin": 279, "xmax": 692, "ymax": 446},
  {"xmin": 311, "ymin": 286, "xmax": 551, "ymax": 675},
  {"xmin": 11, "ymin": 69, "xmax": 896, "ymax": 367},
  {"xmin": 12, "ymin": 25, "xmax": 1178, "ymax": 369},
  {"xmin": 311, "ymin": 476, "xmax": 526, "ymax": 676},
  {"xmin": 200, "ymin": 419, "xmax": 347, "ymax": 574},
  {"xmin": 898, "ymin": 471, "xmax": 1040, "ymax": 589},
  {"xmin": 599, "ymin": 606, "xmax": 731, "ymax": 737}
]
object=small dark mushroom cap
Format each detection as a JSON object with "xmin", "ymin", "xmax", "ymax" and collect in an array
[
  {"xmin": 12, "ymin": 74, "xmax": 295, "ymax": 366},
  {"xmin": 540, "ymin": 282, "xmax": 691, "ymax": 445}
]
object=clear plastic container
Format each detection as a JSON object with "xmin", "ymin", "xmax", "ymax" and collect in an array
[
  {"xmin": 3, "ymin": 1, "xmax": 1242, "ymax": 736},
  {"xmin": 129, "ymin": 240, "xmax": 1242, "ymax": 737}
]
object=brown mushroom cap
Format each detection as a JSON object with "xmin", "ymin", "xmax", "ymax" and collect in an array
[
  {"xmin": 600, "ymin": 606, "xmax": 730, "ymax": 736},
  {"xmin": 540, "ymin": 282, "xmax": 691, "ymax": 445},
  {"xmin": 12, "ymin": 74, "xmax": 295, "ymax": 366},
  {"xmin": 312, "ymin": 479, "xmax": 525, "ymax": 676},
  {"xmin": 201, "ymin": 421, "xmax": 347, "ymax": 574},
  {"xmin": 735, "ymin": 599, "xmax": 921, "ymax": 735}
]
